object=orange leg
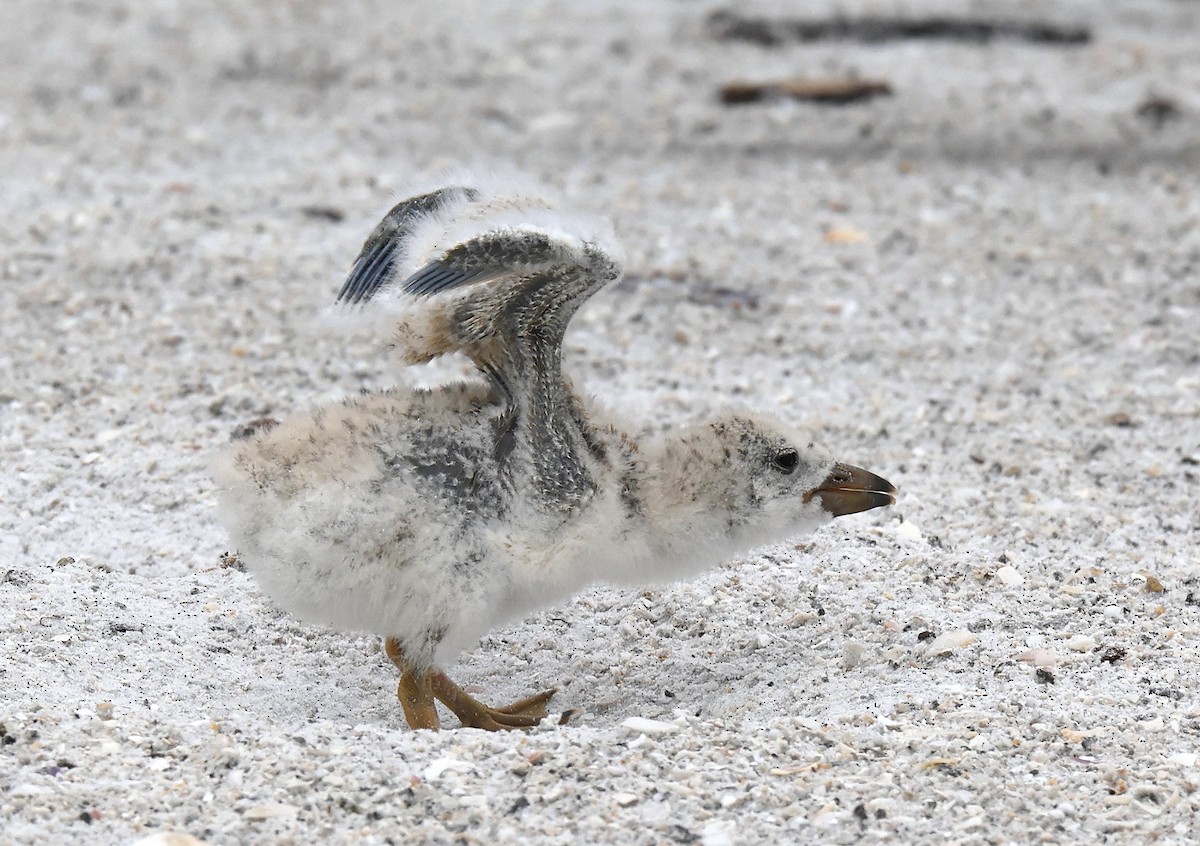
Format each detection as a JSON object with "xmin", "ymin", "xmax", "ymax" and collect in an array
[
  {"xmin": 383, "ymin": 638, "xmax": 566, "ymax": 731},
  {"xmin": 384, "ymin": 637, "xmax": 439, "ymax": 730}
]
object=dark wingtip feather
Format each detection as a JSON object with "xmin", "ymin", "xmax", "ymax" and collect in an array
[
  {"xmin": 335, "ymin": 254, "xmax": 369, "ymax": 303},
  {"xmin": 336, "ymin": 242, "xmax": 397, "ymax": 304},
  {"xmin": 335, "ymin": 186, "xmax": 481, "ymax": 305},
  {"xmin": 402, "ymin": 262, "xmax": 486, "ymax": 297}
]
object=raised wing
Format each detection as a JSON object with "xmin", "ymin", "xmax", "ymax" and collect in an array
[
  {"xmin": 336, "ymin": 181, "xmax": 623, "ymax": 515},
  {"xmin": 336, "ymin": 182, "xmax": 621, "ymax": 389},
  {"xmin": 337, "ymin": 186, "xmax": 475, "ymax": 305}
]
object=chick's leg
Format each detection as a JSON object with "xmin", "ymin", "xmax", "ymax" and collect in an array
[
  {"xmin": 384, "ymin": 637, "xmax": 439, "ymax": 730},
  {"xmin": 430, "ymin": 670, "xmax": 558, "ymax": 731}
]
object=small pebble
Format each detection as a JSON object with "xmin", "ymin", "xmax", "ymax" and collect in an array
[
  {"xmin": 1066, "ymin": 635, "xmax": 1096, "ymax": 652},
  {"xmin": 996, "ymin": 565, "xmax": 1024, "ymax": 586},
  {"xmin": 423, "ymin": 758, "xmax": 473, "ymax": 780},
  {"xmin": 925, "ymin": 630, "xmax": 977, "ymax": 656},
  {"xmin": 896, "ymin": 522, "xmax": 923, "ymax": 543},
  {"xmin": 993, "ymin": 564, "xmax": 1022, "ymax": 583},
  {"xmin": 242, "ymin": 803, "xmax": 298, "ymax": 820},
  {"xmin": 130, "ymin": 834, "xmax": 212, "ymax": 846},
  {"xmin": 1017, "ymin": 648, "xmax": 1060, "ymax": 667},
  {"xmin": 967, "ymin": 735, "xmax": 993, "ymax": 751},
  {"xmin": 621, "ymin": 717, "xmax": 681, "ymax": 736},
  {"xmin": 842, "ymin": 641, "xmax": 865, "ymax": 670},
  {"xmin": 701, "ymin": 821, "xmax": 738, "ymax": 846}
]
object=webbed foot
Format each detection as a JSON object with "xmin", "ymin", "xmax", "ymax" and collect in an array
[
  {"xmin": 385, "ymin": 637, "xmax": 567, "ymax": 731},
  {"xmin": 431, "ymin": 671, "xmax": 557, "ymax": 730}
]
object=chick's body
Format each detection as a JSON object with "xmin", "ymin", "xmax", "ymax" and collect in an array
[
  {"xmin": 215, "ymin": 175, "xmax": 896, "ymax": 730},
  {"xmin": 218, "ymin": 381, "xmax": 633, "ymax": 667}
]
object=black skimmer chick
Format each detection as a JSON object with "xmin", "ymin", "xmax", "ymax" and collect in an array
[{"xmin": 214, "ymin": 177, "xmax": 896, "ymax": 730}]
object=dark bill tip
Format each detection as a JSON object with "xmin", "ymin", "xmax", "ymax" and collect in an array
[{"xmin": 808, "ymin": 462, "xmax": 897, "ymax": 518}]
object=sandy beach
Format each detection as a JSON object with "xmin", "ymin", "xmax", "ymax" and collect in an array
[{"xmin": 3, "ymin": 1, "xmax": 1199, "ymax": 843}]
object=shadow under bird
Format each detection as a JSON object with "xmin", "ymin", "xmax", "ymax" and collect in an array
[{"xmin": 214, "ymin": 177, "xmax": 896, "ymax": 730}]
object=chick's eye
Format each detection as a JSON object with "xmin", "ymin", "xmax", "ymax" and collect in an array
[{"xmin": 772, "ymin": 448, "xmax": 799, "ymax": 474}]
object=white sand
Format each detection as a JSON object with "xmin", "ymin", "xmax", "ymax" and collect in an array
[{"xmin": 3, "ymin": 1, "xmax": 1199, "ymax": 843}]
